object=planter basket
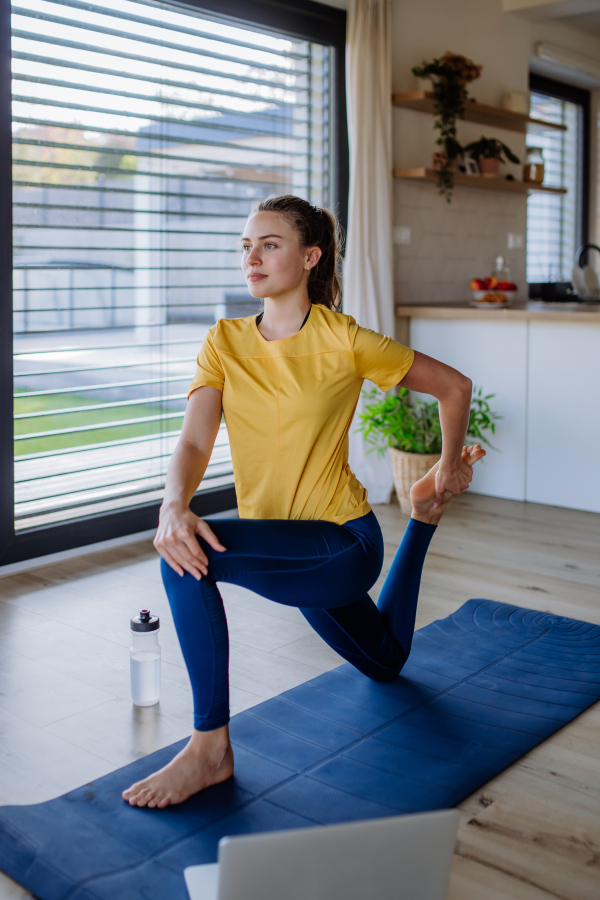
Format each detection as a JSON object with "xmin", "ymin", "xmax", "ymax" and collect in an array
[{"xmin": 388, "ymin": 447, "xmax": 441, "ymax": 516}]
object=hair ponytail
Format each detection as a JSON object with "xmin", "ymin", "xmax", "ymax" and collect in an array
[{"xmin": 251, "ymin": 195, "xmax": 343, "ymax": 311}]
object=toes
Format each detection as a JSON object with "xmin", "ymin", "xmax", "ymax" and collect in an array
[
  {"xmin": 128, "ymin": 788, "xmax": 151, "ymax": 807},
  {"xmin": 123, "ymin": 776, "xmax": 174, "ymax": 809},
  {"xmin": 123, "ymin": 776, "xmax": 173, "ymax": 809},
  {"xmin": 122, "ymin": 783, "xmax": 142, "ymax": 801}
]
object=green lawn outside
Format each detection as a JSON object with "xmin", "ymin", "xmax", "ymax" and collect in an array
[{"xmin": 14, "ymin": 392, "xmax": 184, "ymax": 455}]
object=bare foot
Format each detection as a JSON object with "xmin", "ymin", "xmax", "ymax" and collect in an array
[
  {"xmin": 410, "ymin": 445, "xmax": 486, "ymax": 526},
  {"xmin": 122, "ymin": 725, "xmax": 234, "ymax": 808}
]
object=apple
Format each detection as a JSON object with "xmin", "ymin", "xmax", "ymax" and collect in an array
[
  {"xmin": 469, "ymin": 278, "xmax": 485, "ymax": 290},
  {"xmin": 482, "ymin": 276, "xmax": 498, "ymax": 289}
]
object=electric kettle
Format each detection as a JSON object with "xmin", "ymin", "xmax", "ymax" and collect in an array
[{"xmin": 572, "ymin": 244, "xmax": 600, "ymax": 300}]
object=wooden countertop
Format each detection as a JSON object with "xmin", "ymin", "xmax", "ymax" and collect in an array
[{"xmin": 395, "ymin": 301, "xmax": 600, "ymax": 324}]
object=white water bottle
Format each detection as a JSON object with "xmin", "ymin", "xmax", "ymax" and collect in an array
[{"xmin": 130, "ymin": 609, "xmax": 161, "ymax": 707}]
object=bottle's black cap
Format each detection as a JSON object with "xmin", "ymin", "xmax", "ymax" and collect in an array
[{"xmin": 130, "ymin": 609, "xmax": 160, "ymax": 632}]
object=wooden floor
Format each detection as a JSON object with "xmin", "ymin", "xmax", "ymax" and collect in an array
[{"xmin": 0, "ymin": 493, "xmax": 598, "ymax": 899}]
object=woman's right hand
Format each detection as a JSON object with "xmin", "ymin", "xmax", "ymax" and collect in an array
[{"xmin": 154, "ymin": 502, "xmax": 226, "ymax": 580}]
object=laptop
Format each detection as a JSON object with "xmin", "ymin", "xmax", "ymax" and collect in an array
[{"xmin": 184, "ymin": 808, "xmax": 459, "ymax": 900}]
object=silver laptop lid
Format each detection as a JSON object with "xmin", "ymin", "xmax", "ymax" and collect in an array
[{"xmin": 216, "ymin": 809, "xmax": 459, "ymax": 900}]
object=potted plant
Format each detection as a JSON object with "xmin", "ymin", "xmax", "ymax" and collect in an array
[
  {"xmin": 464, "ymin": 136, "xmax": 520, "ymax": 177},
  {"xmin": 412, "ymin": 52, "xmax": 482, "ymax": 201},
  {"xmin": 356, "ymin": 386, "xmax": 500, "ymax": 515}
]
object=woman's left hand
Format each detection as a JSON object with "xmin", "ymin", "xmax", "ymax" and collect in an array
[{"xmin": 434, "ymin": 457, "xmax": 473, "ymax": 506}]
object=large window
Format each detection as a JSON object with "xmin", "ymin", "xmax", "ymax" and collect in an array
[
  {"xmin": 526, "ymin": 74, "xmax": 590, "ymax": 284},
  {"xmin": 1, "ymin": 0, "xmax": 347, "ymax": 564}
]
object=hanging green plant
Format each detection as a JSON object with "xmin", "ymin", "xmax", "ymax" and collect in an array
[{"xmin": 412, "ymin": 52, "xmax": 482, "ymax": 202}]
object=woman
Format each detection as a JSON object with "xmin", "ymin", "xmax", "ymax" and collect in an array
[{"xmin": 123, "ymin": 195, "xmax": 484, "ymax": 809}]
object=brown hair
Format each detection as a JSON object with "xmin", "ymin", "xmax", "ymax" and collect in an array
[{"xmin": 251, "ymin": 195, "xmax": 343, "ymax": 311}]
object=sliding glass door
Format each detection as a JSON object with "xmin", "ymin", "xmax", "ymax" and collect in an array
[{"xmin": 0, "ymin": 0, "xmax": 347, "ymax": 564}]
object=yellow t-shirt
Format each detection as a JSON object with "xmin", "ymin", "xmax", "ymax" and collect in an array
[{"xmin": 188, "ymin": 303, "xmax": 414, "ymax": 524}]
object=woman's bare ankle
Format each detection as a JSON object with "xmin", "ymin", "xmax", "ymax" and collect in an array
[
  {"xmin": 410, "ymin": 445, "xmax": 486, "ymax": 525},
  {"xmin": 185, "ymin": 726, "xmax": 232, "ymax": 775},
  {"xmin": 187, "ymin": 724, "xmax": 231, "ymax": 755}
]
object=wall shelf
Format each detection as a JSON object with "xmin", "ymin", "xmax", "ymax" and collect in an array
[
  {"xmin": 392, "ymin": 91, "xmax": 567, "ymax": 135},
  {"xmin": 393, "ymin": 168, "xmax": 567, "ymax": 194}
]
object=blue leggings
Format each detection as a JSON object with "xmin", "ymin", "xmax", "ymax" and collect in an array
[{"xmin": 161, "ymin": 511, "xmax": 435, "ymax": 731}]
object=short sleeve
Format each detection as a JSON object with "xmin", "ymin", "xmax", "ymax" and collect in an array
[
  {"xmin": 188, "ymin": 323, "xmax": 225, "ymax": 398},
  {"xmin": 349, "ymin": 318, "xmax": 414, "ymax": 391}
]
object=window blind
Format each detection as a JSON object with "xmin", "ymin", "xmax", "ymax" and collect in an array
[
  {"xmin": 526, "ymin": 91, "xmax": 582, "ymax": 283},
  {"xmin": 12, "ymin": 0, "xmax": 333, "ymax": 530}
]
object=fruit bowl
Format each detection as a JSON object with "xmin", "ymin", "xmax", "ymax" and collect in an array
[
  {"xmin": 469, "ymin": 275, "xmax": 518, "ymax": 307},
  {"xmin": 470, "ymin": 290, "xmax": 516, "ymax": 307}
]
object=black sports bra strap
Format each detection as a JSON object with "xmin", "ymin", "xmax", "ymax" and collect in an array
[{"xmin": 256, "ymin": 307, "xmax": 312, "ymax": 330}]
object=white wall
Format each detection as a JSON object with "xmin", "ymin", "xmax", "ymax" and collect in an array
[
  {"xmin": 389, "ymin": 0, "xmax": 600, "ymax": 306},
  {"xmin": 317, "ymin": 0, "xmax": 600, "ymax": 302},
  {"xmin": 393, "ymin": 179, "xmax": 528, "ymax": 306},
  {"xmin": 391, "ymin": 0, "xmax": 600, "ymax": 166}
]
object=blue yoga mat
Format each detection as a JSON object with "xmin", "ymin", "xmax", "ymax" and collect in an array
[{"xmin": 1, "ymin": 599, "xmax": 599, "ymax": 900}]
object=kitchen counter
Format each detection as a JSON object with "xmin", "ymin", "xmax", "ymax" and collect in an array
[
  {"xmin": 394, "ymin": 302, "xmax": 600, "ymax": 514},
  {"xmin": 396, "ymin": 300, "xmax": 600, "ymax": 323}
]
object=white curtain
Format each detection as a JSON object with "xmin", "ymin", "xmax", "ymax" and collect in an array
[{"xmin": 344, "ymin": 0, "xmax": 395, "ymax": 503}]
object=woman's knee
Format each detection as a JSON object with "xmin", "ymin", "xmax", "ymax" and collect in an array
[{"xmin": 160, "ymin": 556, "xmax": 216, "ymax": 604}]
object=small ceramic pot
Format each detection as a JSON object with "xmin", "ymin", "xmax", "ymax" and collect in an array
[
  {"xmin": 478, "ymin": 157, "xmax": 499, "ymax": 177},
  {"xmin": 503, "ymin": 90, "xmax": 529, "ymax": 115},
  {"xmin": 415, "ymin": 76, "xmax": 433, "ymax": 92}
]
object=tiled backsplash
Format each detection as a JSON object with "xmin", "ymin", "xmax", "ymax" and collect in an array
[{"xmin": 393, "ymin": 180, "xmax": 527, "ymax": 306}]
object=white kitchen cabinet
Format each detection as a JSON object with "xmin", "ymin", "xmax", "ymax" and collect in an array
[
  {"xmin": 405, "ymin": 313, "xmax": 600, "ymax": 513},
  {"xmin": 409, "ymin": 319, "xmax": 528, "ymax": 501},
  {"xmin": 526, "ymin": 322, "xmax": 600, "ymax": 513}
]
